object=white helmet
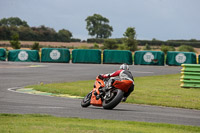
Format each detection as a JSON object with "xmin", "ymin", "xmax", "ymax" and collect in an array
[{"xmin": 120, "ymin": 64, "xmax": 129, "ymax": 70}]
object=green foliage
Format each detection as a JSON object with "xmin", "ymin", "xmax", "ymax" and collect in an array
[
  {"xmin": 143, "ymin": 43, "xmax": 151, "ymax": 50},
  {"xmin": 137, "ymin": 40, "xmax": 200, "ymax": 48},
  {"xmin": 161, "ymin": 45, "xmax": 175, "ymax": 54},
  {"xmin": 0, "ymin": 17, "xmax": 77, "ymax": 42},
  {"xmin": 123, "ymin": 27, "xmax": 138, "ymax": 51},
  {"xmin": 85, "ymin": 14, "xmax": 113, "ymax": 38},
  {"xmin": 123, "ymin": 38, "xmax": 138, "ymax": 51},
  {"xmin": 93, "ymin": 43, "xmax": 99, "ymax": 49},
  {"xmin": 103, "ymin": 39, "xmax": 118, "ymax": 49},
  {"xmin": 31, "ymin": 25, "xmax": 57, "ymax": 41},
  {"xmin": 0, "ymin": 17, "xmax": 29, "ymax": 27},
  {"xmin": 178, "ymin": 45, "xmax": 195, "ymax": 52},
  {"xmin": 117, "ymin": 44, "xmax": 127, "ymax": 50},
  {"xmin": 87, "ymin": 38, "xmax": 123, "ymax": 44},
  {"xmin": 31, "ymin": 42, "xmax": 40, "ymax": 51},
  {"xmin": 10, "ymin": 33, "xmax": 21, "ymax": 49},
  {"xmin": 87, "ymin": 38, "xmax": 200, "ymax": 48},
  {"xmin": 70, "ymin": 38, "xmax": 81, "ymax": 42},
  {"xmin": 57, "ymin": 29, "xmax": 72, "ymax": 42},
  {"xmin": 123, "ymin": 27, "xmax": 136, "ymax": 39}
]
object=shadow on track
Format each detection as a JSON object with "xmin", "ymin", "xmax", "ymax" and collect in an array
[{"xmin": 87, "ymin": 106, "xmax": 138, "ymax": 112}]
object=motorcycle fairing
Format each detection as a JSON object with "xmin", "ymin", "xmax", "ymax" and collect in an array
[
  {"xmin": 112, "ymin": 80, "xmax": 133, "ymax": 92},
  {"xmin": 90, "ymin": 78, "xmax": 104, "ymax": 106}
]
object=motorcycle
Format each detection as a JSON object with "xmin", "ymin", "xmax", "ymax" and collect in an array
[{"xmin": 81, "ymin": 75, "xmax": 133, "ymax": 110}]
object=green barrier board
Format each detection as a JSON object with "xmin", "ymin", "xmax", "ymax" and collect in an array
[
  {"xmin": 134, "ymin": 51, "xmax": 164, "ymax": 66},
  {"xmin": 180, "ymin": 64, "xmax": 200, "ymax": 88},
  {"xmin": 8, "ymin": 50, "xmax": 39, "ymax": 62},
  {"xmin": 72, "ymin": 49, "xmax": 101, "ymax": 64},
  {"xmin": 181, "ymin": 79, "xmax": 200, "ymax": 88},
  {"xmin": 103, "ymin": 50, "xmax": 133, "ymax": 65},
  {"xmin": 166, "ymin": 51, "xmax": 196, "ymax": 66},
  {"xmin": 181, "ymin": 64, "xmax": 200, "ymax": 72},
  {"xmin": 0, "ymin": 48, "xmax": 6, "ymax": 61},
  {"xmin": 41, "ymin": 48, "xmax": 70, "ymax": 63}
]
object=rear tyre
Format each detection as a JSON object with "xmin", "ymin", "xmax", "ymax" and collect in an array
[
  {"xmin": 103, "ymin": 89, "xmax": 124, "ymax": 110},
  {"xmin": 81, "ymin": 92, "xmax": 92, "ymax": 108}
]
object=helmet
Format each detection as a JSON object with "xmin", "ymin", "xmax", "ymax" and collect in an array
[{"xmin": 120, "ymin": 64, "xmax": 129, "ymax": 70}]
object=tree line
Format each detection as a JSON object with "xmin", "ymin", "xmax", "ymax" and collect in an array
[
  {"xmin": 88, "ymin": 38, "xmax": 200, "ymax": 48},
  {"xmin": 0, "ymin": 14, "xmax": 114, "ymax": 42},
  {"xmin": 0, "ymin": 17, "xmax": 80, "ymax": 42}
]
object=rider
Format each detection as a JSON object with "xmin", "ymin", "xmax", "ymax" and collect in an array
[{"xmin": 99, "ymin": 64, "xmax": 134, "ymax": 102}]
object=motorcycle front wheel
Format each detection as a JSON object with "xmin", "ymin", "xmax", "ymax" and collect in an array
[
  {"xmin": 81, "ymin": 92, "xmax": 92, "ymax": 108},
  {"xmin": 102, "ymin": 89, "xmax": 124, "ymax": 110}
]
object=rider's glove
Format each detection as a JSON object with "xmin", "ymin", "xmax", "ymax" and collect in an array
[{"xmin": 98, "ymin": 74, "xmax": 104, "ymax": 80}]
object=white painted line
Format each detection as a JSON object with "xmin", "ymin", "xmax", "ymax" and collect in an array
[
  {"xmin": 7, "ymin": 87, "xmax": 83, "ymax": 99},
  {"xmin": 7, "ymin": 87, "xmax": 21, "ymax": 92},
  {"xmin": 7, "ymin": 87, "xmax": 56, "ymax": 98}
]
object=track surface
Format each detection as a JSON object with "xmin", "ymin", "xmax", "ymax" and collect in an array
[{"xmin": 0, "ymin": 62, "xmax": 200, "ymax": 126}]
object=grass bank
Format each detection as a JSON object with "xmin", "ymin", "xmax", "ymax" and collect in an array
[
  {"xmin": 1, "ymin": 114, "xmax": 199, "ymax": 133},
  {"xmin": 27, "ymin": 74, "xmax": 200, "ymax": 110}
]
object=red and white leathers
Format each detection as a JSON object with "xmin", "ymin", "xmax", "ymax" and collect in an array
[
  {"xmin": 102, "ymin": 69, "xmax": 134, "ymax": 83},
  {"xmin": 101, "ymin": 69, "xmax": 134, "ymax": 98}
]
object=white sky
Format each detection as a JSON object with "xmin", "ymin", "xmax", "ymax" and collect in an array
[{"xmin": 0, "ymin": 0, "xmax": 200, "ymax": 41}]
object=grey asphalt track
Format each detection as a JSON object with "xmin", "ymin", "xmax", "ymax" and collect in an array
[{"xmin": 0, "ymin": 62, "xmax": 200, "ymax": 126}]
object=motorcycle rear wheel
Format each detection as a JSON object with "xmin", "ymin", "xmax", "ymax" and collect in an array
[
  {"xmin": 81, "ymin": 92, "xmax": 92, "ymax": 108},
  {"xmin": 103, "ymin": 89, "xmax": 124, "ymax": 110}
]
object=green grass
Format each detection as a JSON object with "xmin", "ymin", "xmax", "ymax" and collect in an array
[
  {"xmin": 0, "ymin": 114, "xmax": 199, "ymax": 133},
  {"xmin": 27, "ymin": 74, "xmax": 200, "ymax": 110}
]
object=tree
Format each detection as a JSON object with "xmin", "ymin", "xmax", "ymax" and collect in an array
[
  {"xmin": 85, "ymin": 14, "xmax": 113, "ymax": 38},
  {"xmin": 178, "ymin": 45, "xmax": 195, "ymax": 52},
  {"xmin": 10, "ymin": 33, "xmax": 21, "ymax": 49},
  {"xmin": 123, "ymin": 27, "xmax": 136, "ymax": 39},
  {"xmin": 0, "ymin": 26, "xmax": 12, "ymax": 40},
  {"xmin": 103, "ymin": 39, "xmax": 118, "ymax": 49},
  {"xmin": 31, "ymin": 25, "xmax": 57, "ymax": 41},
  {"xmin": 57, "ymin": 29, "xmax": 72, "ymax": 42},
  {"xmin": 18, "ymin": 26, "xmax": 35, "ymax": 41},
  {"xmin": 143, "ymin": 43, "xmax": 151, "ymax": 50},
  {"xmin": 0, "ymin": 17, "xmax": 29, "ymax": 27},
  {"xmin": 31, "ymin": 42, "xmax": 40, "ymax": 51},
  {"xmin": 123, "ymin": 27, "xmax": 138, "ymax": 51},
  {"xmin": 161, "ymin": 44, "xmax": 175, "ymax": 54}
]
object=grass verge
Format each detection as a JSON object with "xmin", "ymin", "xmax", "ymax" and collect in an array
[
  {"xmin": 0, "ymin": 114, "xmax": 199, "ymax": 133},
  {"xmin": 26, "ymin": 74, "xmax": 200, "ymax": 110}
]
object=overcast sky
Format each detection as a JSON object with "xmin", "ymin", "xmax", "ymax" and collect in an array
[{"xmin": 0, "ymin": 0, "xmax": 199, "ymax": 41}]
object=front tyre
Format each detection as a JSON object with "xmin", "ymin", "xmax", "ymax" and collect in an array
[
  {"xmin": 103, "ymin": 89, "xmax": 124, "ymax": 110},
  {"xmin": 81, "ymin": 92, "xmax": 92, "ymax": 108}
]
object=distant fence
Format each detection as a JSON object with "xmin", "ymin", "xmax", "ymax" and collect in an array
[
  {"xmin": 1, "ymin": 49, "xmax": 200, "ymax": 66},
  {"xmin": 180, "ymin": 64, "xmax": 200, "ymax": 88}
]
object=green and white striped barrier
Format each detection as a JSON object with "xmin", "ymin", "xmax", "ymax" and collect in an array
[{"xmin": 181, "ymin": 64, "xmax": 200, "ymax": 88}]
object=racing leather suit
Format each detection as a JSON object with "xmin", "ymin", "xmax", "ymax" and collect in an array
[{"xmin": 101, "ymin": 69, "xmax": 134, "ymax": 98}]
